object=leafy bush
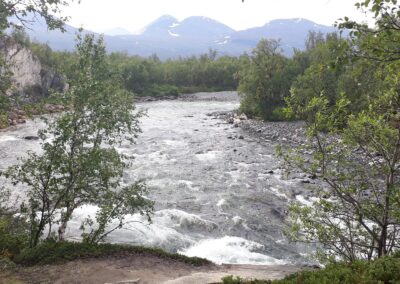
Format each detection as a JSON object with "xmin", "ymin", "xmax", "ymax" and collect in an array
[
  {"xmin": 0, "ymin": 256, "xmax": 16, "ymax": 271},
  {"xmin": 221, "ymin": 257, "xmax": 400, "ymax": 284},
  {"xmin": 368, "ymin": 256, "xmax": 400, "ymax": 284},
  {"xmin": 0, "ymin": 216, "xmax": 28, "ymax": 259},
  {"xmin": 146, "ymin": 84, "xmax": 179, "ymax": 97},
  {"xmin": 0, "ymin": 112, "xmax": 8, "ymax": 128},
  {"xmin": 269, "ymin": 107, "xmax": 291, "ymax": 122}
]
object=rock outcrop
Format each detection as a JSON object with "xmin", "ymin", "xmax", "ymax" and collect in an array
[
  {"xmin": 0, "ymin": 37, "xmax": 67, "ymax": 127},
  {"xmin": 0, "ymin": 37, "xmax": 67, "ymax": 103}
]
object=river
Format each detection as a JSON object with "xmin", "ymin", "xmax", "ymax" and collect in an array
[{"xmin": 0, "ymin": 91, "xmax": 312, "ymax": 265}]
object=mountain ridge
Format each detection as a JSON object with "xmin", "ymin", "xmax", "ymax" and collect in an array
[{"xmin": 18, "ymin": 14, "xmax": 339, "ymax": 59}]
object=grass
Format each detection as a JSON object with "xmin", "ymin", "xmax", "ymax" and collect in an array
[{"xmin": 12, "ymin": 241, "xmax": 211, "ymax": 267}]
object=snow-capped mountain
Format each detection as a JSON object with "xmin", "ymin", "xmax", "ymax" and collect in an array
[{"xmin": 17, "ymin": 15, "xmax": 338, "ymax": 59}]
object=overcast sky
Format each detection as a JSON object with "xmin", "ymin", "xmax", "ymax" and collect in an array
[{"xmin": 62, "ymin": 0, "xmax": 371, "ymax": 33}]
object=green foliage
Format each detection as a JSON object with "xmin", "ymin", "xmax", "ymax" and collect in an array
[
  {"xmin": 283, "ymin": 85, "xmax": 400, "ymax": 262},
  {"xmin": 221, "ymin": 276, "xmax": 270, "ymax": 284},
  {"xmin": 0, "ymin": 256, "xmax": 16, "ymax": 271},
  {"xmin": 369, "ymin": 256, "xmax": 400, "ymax": 283},
  {"xmin": 238, "ymin": 39, "xmax": 309, "ymax": 120},
  {"xmin": 0, "ymin": 187, "xmax": 28, "ymax": 263},
  {"xmin": 108, "ymin": 50, "xmax": 240, "ymax": 97},
  {"xmin": 281, "ymin": 0, "xmax": 400, "ymax": 264},
  {"xmin": 0, "ymin": 0, "xmax": 74, "ymax": 33},
  {"xmin": 9, "ymin": 28, "xmax": 31, "ymax": 47},
  {"xmin": 0, "ymin": 216, "xmax": 29, "ymax": 259},
  {"xmin": 13, "ymin": 241, "xmax": 211, "ymax": 267},
  {"xmin": 5, "ymin": 34, "xmax": 153, "ymax": 247},
  {"xmin": 238, "ymin": 39, "xmax": 287, "ymax": 119},
  {"xmin": 222, "ymin": 257, "xmax": 400, "ymax": 284},
  {"xmin": 146, "ymin": 84, "xmax": 179, "ymax": 97},
  {"xmin": 285, "ymin": 33, "xmax": 352, "ymax": 122}
]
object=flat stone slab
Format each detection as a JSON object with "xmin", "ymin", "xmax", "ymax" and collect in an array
[{"xmin": 163, "ymin": 264, "xmax": 301, "ymax": 284}]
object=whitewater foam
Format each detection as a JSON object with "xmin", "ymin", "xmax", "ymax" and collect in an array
[
  {"xmin": 179, "ymin": 236, "xmax": 287, "ymax": 265},
  {"xmin": 0, "ymin": 135, "xmax": 18, "ymax": 142},
  {"xmin": 195, "ymin": 151, "xmax": 220, "ymax": 161}
]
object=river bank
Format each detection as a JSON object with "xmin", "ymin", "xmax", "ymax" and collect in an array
[{"xmin": 1, "ymin": 254, "xmax": 301, "ymax": 284}]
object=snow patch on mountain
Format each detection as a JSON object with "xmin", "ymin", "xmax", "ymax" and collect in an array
[
  {"xmin": 169, "ymin": 23, "xmax": 180, "ymax": 28},
  {"xmin": 168, "ymin": 30, "xmax": 180, "ymax": 37}
]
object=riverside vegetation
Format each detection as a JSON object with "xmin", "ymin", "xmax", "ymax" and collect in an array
[{"xmin": 1, "ymin": 0, "xmax": 400, "ymax": 283}]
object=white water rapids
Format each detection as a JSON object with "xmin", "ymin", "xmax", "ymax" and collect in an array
[{"xmin": 0, "ymin": 92, "xmax": 313, "ymax": 265}]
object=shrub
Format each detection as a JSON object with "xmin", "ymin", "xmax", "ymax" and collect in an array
[
  {"xmin": 0, "ymin": 216, "xmax": 29, "ymax": 259},
  {"xmin": 222, "ymin": 257, "xmax": 400, "ymax": 284}
]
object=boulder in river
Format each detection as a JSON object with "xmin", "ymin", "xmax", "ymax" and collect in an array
[{"xmin": 23, "ymin": 135, "xmax": 39, "ymax": 140}]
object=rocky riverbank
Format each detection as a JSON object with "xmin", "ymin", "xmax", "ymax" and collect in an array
[
  {"xmin": 208, "ymin": 106, "xmax": 321, "ymax": 207},
  {"xmin": 210, "ymin": 110, "xmax": 306, "ymax": 148},
  {"xmin": 2, "ymin": 103, "xmax": 65, "ymax": 130}
]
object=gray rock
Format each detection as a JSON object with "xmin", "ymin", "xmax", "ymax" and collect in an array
[{"xmin": 23, "ymin": 135, "xmax": 39, "ymax": 140}]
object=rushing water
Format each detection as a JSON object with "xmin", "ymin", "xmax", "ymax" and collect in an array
[{"xmin": 0, "ymin": 92, "xmax": 311, "ymax": 265}]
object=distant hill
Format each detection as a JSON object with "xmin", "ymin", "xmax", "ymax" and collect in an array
[{"xmin": 15, "ymin": 15, "xmax": 338, "ymax": 59}]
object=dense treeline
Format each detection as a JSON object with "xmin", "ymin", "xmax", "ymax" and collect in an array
[
  {"xmin": 108, "ymin": 51, "xmax": 241, "ymax": 96},
  {"xmin": 237, "ymin": 31, "xmax": 353, "ymax": 121},
  {"xmin": 12, "ymin": 28, "xmax": 240, "ymax": 97}
]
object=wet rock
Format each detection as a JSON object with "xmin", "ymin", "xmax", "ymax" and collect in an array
[
  {"xmin": 308, "ymin": 174, "xmax": 317, "ymax": 180},
  {"xmin": 238, "ymin": 114, "xmax": 248, "ymax": 120},
  {"xmin": 233, "ymin": 118, "xmax": 241, "ymax": 125},
  {"xmin": 24, "ymin": 135, "xmax": 39, "ymax": 140},
  {"xmin": 105, "ymin": 278, "xmax": 141, "ymax": 284},
  {"xmin": 302, "ymin": 264, "xmax": 321, "ymax": 270},
  {"xmin": 270, "ymin": 208, "xmax": 285, "ymax": 219}
]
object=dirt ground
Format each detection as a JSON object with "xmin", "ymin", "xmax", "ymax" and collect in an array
[{"xmin": 0, "ymin": 254, "xmax": 301, "ymax": 284}]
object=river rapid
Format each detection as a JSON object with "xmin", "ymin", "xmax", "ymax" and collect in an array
[{"xmin": 0, "ymin": 91, "xmax": 313, "ymax": 265}]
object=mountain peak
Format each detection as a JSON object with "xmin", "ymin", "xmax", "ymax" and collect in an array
[
  {"xmin": 138, "ymin": 15, "xmax": 179, "ymax": 36},
  {"xmin": 151, "ymin": 15, "xmax": 178, "ymax": 25},
  {"xmin": 265, "ymin": 18, "xmax": 328, "ymax": 27}
]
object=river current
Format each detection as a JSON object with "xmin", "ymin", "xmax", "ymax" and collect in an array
[{"xmin": 0, "ymin": 92, "xmax": 311, "ymax": 265}]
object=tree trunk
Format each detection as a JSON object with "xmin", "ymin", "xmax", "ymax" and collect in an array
[{"xmin": 58, "ymin": 206, "xmax": 73, "ymax": 241}]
